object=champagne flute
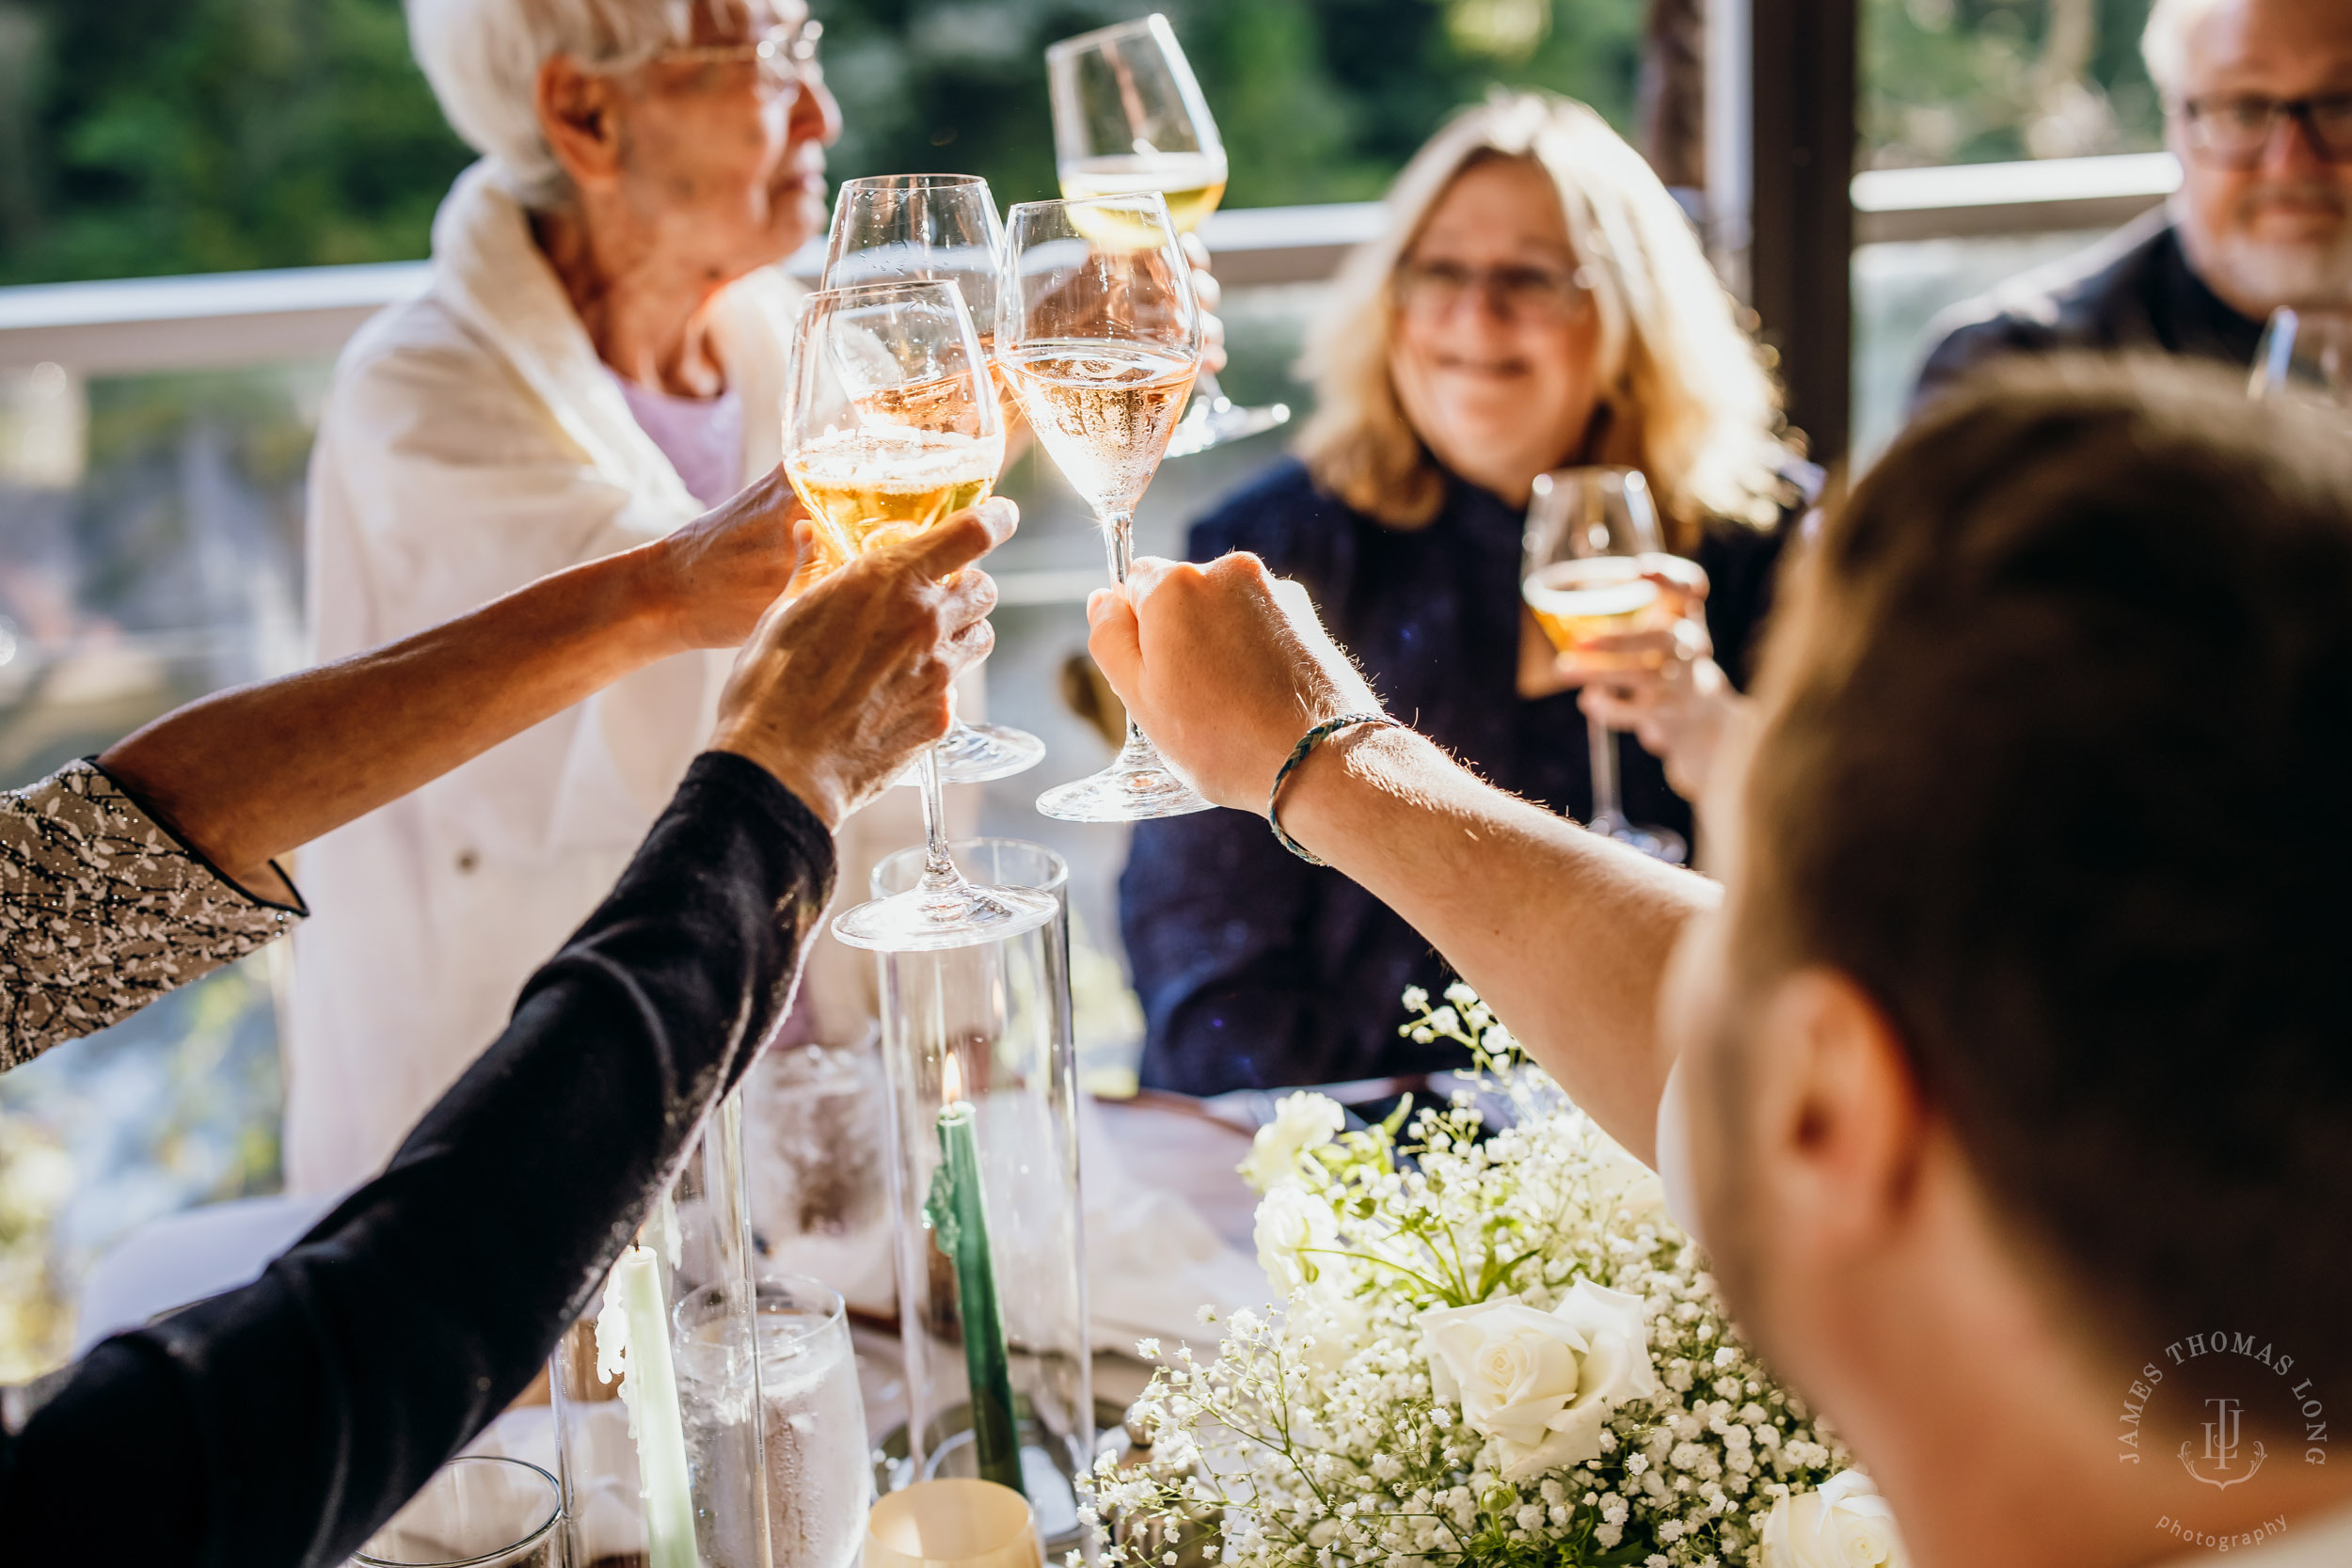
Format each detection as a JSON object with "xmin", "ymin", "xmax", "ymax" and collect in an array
[
  {"xmin": 1522, "ymin": 467, "xmax": 1690, "ymax": 866},
  {"xmin": 999, "ymin": 193, "xmax": 1212, "ymax": 822},
  {"xmin": 785, "ymin": 280, "xmax": 1057, "ymax": 950},
  {"xmin": 823, "ymin": 174, "xmax": 1048, "ymax": 785},
  {"xmin": 2251, "ymin": 307, "xmax": 2352, "ymax": 406},
  {"xmin": 1045, "ymin": 13, "xmax": 1290, "ymax": 457}
]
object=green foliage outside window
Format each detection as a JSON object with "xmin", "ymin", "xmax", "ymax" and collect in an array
[
  {"xmin": 0, "ymin": 0, "xmax": 1649, "ymax": 287},
  {"xmin": 1861, "ymin": 0, "xmax": 2160, "ymax": 168},
  {"xmin": 0, "ymin": 0, "xmax": 2172, "ymax": 288}
]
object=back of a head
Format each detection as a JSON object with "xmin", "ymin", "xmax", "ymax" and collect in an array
[{"xmin": 1743, "ymin": 356, "xmax": 2352, "ymax": 1402}]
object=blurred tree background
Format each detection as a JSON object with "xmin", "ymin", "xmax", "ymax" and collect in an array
[
  {"xmin": 0, "ymin": 0, "xmax": 1645, "ymax": 287},
  {"xmin": 0, "ymin": 0, "xmax": 2159, "ymax": 288},
  {"xmin": 1861, "ymin": 0, "xmax": 2161, "ymax": 167}
]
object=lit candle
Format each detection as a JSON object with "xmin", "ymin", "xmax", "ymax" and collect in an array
[
  {"xmin": 925, "ymin": 1054, "xmax": 1025, "ymax": 1495},
  {"xmin": 596, "ymin": 1243, "xmax": 702, "ymax": 1568}
]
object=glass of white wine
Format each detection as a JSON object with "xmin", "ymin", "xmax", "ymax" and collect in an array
[
  {"xmin": 1045, "ymin": 12, "xmax": 1289, "ymax": 457},
  {"xmin": 822, "ymin": 174, "xmax": 1047, "ymax": 786},
  {"xmin": 1522, "ymin": 467, "xmax": 1688, "ymax": 866},
  {"xmin": 1000, "ymin": 192, "xmax": 1212, "ymax": 822},
  {"xmin": 785, "ymin": 279, "xmax": 1058, "ymax": 950}
]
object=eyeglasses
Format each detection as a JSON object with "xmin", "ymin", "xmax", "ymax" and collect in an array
[
  {"xmin": 2179, "ymin": 93, "xmax": 2352, "ymax": 167},
  {"xmin": 1392, "ymin": 259, "xmax": 1595, "ymax": 323},
  {"xmin": 652, "ymin": 17, "xmax": 822, "ymax": 97}
]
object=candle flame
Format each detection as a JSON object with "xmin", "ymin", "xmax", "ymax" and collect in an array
[{"xmin": 943, "ymin": 1053, "xmax": 963, "ymax": 1105}]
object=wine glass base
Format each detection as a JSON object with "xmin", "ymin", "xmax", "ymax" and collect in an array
[
  {"xmin": 831, "ymin": 880, "xmax": 1059, "ymax": 953},
  {"xmin": 896, "ymin": 721, "xmax": 1047, "ymax": 787},
  {"xmin": 1036, "ymin": 762, "xmax": 1215, "ymax": 823},
  {"xmin": 1588, "ymin": 814, "xmax": 1688, "ymax": 866},
  {"xmin": 1163, "ymin": 396, "xmax": 1292, "ymax": 458}
]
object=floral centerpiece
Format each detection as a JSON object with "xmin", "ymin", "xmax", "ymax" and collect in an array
[{"xmin": 1088, "ymin": 987, "xmax": 1907, "ymax": 1568}]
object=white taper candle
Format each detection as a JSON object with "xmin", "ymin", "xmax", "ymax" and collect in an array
[{"xmin": 597, "ymin": 1243, "xmax": 701, "ymax": 1568}]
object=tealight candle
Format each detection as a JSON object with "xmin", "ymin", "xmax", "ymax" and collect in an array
[{"xmin": 866, "ymin": 1478, "xmax": 1043, "ymax": 1568}]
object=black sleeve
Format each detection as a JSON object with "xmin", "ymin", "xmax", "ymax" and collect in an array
[
  {"xmin": 0, "ymin": 751, "xmax": 836, "ymax": 1568},
  {"xmin": 1693, "ymin": 518, "xmax": 1794, "ymax": 693},
  {"xmin": 1910, "ymin": 309, "xmax": 2056, "ymax": 417}
]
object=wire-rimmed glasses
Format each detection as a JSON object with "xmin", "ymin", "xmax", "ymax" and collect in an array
[
  {"xmin": 2180, "ymin": 92, "xmax": 2352, "ymax": 168},
  {"xmin": 1523, "ymin": 467, "xmax": 1690, "ymax": 866},
  {"xmin": 783, "ymin": 279, "xmax": 1057, "ymax": 950},
  {"xmin": 999, "ymin": 193, "xmax": 1213, "ymax": 822},
  {"xmin": 822, "ymin": 173, "xmax": 1048, "ymax": 785},
  {"xmin": 1044, "ymin": 13, "xmax": 1290, "ymax": 457},
  {"xmin": 648, "ymin": 16, "xmax": 822, "ymax": 98}
]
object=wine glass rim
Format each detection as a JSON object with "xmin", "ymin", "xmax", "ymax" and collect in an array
[
  {"xmin": 839, "ymin": 172, "xmax": 993, "ymax": 191},
  {"xmin": 1004, "ymin": 191, "xmax": 1176, "ymax": 221},
  {"xmin": 1532, "ymin": 465, "xmax": 1649, "ymax": 491},
  {"xmin": 803, "ymin": 277, "xmax": 975, "ymax": 309},
  {"xmin": 1045, "ymin": 11, "xmax": 1175, "ymax": 59},
  {"xmin": 352, "ymin": 1456, "xmax": 562, "ymax": 1568}
]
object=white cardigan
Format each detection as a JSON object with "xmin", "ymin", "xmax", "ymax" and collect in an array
[{"xmin": 287, "ymin": 163, "xmax": 923, "ymax": 1195}]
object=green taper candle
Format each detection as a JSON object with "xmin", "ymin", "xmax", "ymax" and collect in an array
[{"xmin": 925, "ymin": 1085, "xmax": 1025, "ymax": 1495}]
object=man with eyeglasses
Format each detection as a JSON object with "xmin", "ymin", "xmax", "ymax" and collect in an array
[{"xmin": 1914, "ymin": 0, "xmax": 2352, "ymax": 407}]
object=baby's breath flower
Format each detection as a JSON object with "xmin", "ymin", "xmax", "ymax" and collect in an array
[{"xmin": 1087, "ymin": 983, "xmax": 1853, "ymax": 1568}]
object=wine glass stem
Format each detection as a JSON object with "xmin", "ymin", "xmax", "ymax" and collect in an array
[
  {"xmin": 1587, "ymin": 712, "xmax": 1624, "ymax": 826},
  {"xmin": 916, "ymin": 745, "xmax": 963, "ymax": 895},
  {"xmin": 1100, "ymin": 509, "xmax": 1155, "ymax": 754}
]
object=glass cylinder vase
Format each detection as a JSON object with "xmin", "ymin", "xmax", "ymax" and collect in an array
[
  {"xmin": 869, "ymin": 840, "xmax": 1091, "ymax": 1552},
  {"xmin": 548, "ymin": 1090, "xmax": 779, "ymax": 1568}
]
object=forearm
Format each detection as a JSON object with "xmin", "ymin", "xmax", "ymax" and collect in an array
[
  {"xmin": 0, "ymin": 753, "xmax": 834, "ymax": 1565},
  {"xmin": 1279, "ymin": 726, "xmax": 1714, "ymax": 1161},
  {"xmin": 101, "ymin": 545, "xmax": 680, "ymax": 891}
]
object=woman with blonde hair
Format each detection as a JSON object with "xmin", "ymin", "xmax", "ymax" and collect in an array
[{"xmin": 1120, "ymin": 90, "xmax": 1809, "ymax": 1095}]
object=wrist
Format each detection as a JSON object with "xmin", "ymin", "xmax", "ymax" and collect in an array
[
  {"xmin": 1264, "ymin": 713, "xmax": 1405, "ymax": 864},
  {"xmin": 707, "ymin": 724, "xmax": 849, "ymax": 832},
  {"xmin": 618, "ymin": 537, "xmax": 695, "ymax": 662}
]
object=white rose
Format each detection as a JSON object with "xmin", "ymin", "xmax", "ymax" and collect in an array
[
  {"xmin": 1762, "ymin": 1471, "xmax": 1909, "ymax": 1568},
  {"xmin": 1238, "ymin": 1091, "xmax": 1344, "ymax": 1192},
  {"xmin": 1416, "ymin": 1280, "xmax": 1658, "ymax": 1481},
  {"xmin": 1254, "ymin": 1182, "xmax": 1343, "ymax": 1289}
]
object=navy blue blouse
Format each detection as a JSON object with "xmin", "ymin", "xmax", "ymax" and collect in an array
[{"xmin": 1120, "ymin": 456, "xmax": 1788, "ymax": 1095}]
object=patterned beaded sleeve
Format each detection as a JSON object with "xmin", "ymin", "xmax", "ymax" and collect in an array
[{"xmin": 0, "ymin": 759, "xmax": 304, "ymax": 1071}]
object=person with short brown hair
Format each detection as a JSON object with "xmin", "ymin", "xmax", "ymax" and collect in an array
[{"xmin": 1088, "ymin": 356, "xmax": 2352, "ymax": 1566}]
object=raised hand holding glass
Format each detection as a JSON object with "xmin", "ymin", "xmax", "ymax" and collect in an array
[
  {"xmin": 1523, "ymin": 467, "xmax": 1690, "ymax": 866},
  {"xmin": 1000, "ymin": 194, "xmax": 1212, "ymax": 822},
  {"xmin": 1045, "ymin": 14, "xmax": 1289, "ymax": 456},
  {"xmin": 784, "ymin": 280, "xmax": 1057, "ymax": 949},
  {"xmin": 822, "ymin": 174, "xmax": 1046, "ymax": 784}
]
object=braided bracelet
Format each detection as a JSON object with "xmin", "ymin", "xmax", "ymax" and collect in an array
[{"xmin": 1267, "ymin": 712, "xmax": 1401, "ymax": 866}]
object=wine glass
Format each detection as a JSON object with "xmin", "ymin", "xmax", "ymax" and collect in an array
[
  {"xmin": 1045, "ymin": 13, "xmax": 1290, "ymax": 457},
  {"xmin": 999, "ymin": 193, "xmax": 1212, "ymax": 822},
  {"xmin": 2251, "ymin": 307, "xmax": 2352, "ymax": 406},
  {"xmin": 1522, "ymin": 467, "xmax": 1690, "ymax": 866},
  {"xmin": 823, "ymin": 174, "xmax": 1048, "ymax": 786},
  {"xmin": 784, "ymin": 279, "xmax": 1058, "ymax": 950}
]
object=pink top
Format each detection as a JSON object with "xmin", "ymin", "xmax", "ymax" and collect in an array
[{"xmin": 610, "ymin": 372, "xmax": 745, "ymax": 510}]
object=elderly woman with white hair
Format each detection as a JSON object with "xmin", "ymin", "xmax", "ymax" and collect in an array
[
  {"xmin": 1120, "ymin": 92, "xmax": 1809, "ymax": 1096},
  {"xmin": 290, "ymin": 0, "xmax": 898, "ymax": 1194}
]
